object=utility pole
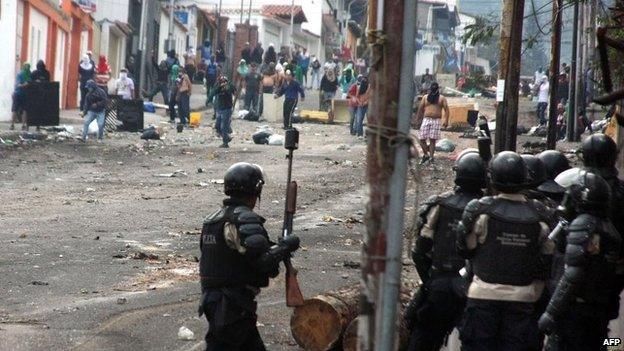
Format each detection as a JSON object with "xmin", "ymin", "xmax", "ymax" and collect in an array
[
  {"xmin": 240, "ymin": 0, "xmax": 244, "ymax": 24},
  {"xmin": 216, "ymin": 0, "xmax": 222, "ymax": 46},
  {"xmin": 494, "ymin": 0, "xmax": 525, "ymax": 151},
  {"xmin": 573, "ymin": 1, "xmax": 585, "ymax": 141},
  {"xmin": 168, "ymin": 0, "xmax": 175, "ymax": 51},
  {"xmin": 248, "ymin": 0, "xmax": 252, "ymax": 24},
  {"xmin": 138, "ymin": 0, "xmax": 149, "ymax": 94},
  {"xmin": 546, "ymin": 0, "xmax": 563, "ymax": 149},
  {"xmin": 290, "ymin": 0, "xmax": 295, "ymax": 50},
  {"xmin": 359, "ymin": 0, "xmax": 416, "ymax": 350},
  {"xmin": 567, "ymin": 0, "xmax": 579, "ymax": 141}
]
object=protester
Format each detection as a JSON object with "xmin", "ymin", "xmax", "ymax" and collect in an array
[
  {"xmin": 556, "ymin": 103, "xmax": 566, "ymax": 140},
  {"xmin": 275, "ymin": 62, "xmax": 286, "ymax": 89},
  {"xmin": 420, "ymin": 68, "xmax": 434, "ymax": 93},
  {"xmin": 94, "ymin": 55, "xmax": 112, "ymax": 90},
  {"xmin": 537, "ymin": 76, "xmax": 549, "ymax": 125},
  {"xmin": 201, "ymin": 40, "xmax": 212, "ymax": 63},
  {"xmin": 557, "ymin": 73, "xmax": 569, "ymax": 104},
  {"xmin": 31, "ymin": 60, "xmax": 50, "ymax": 82},
  {"xmin": 165, "ymin": 49, "xmax": 180, "ymax": 73},
  {"xmin": 81, "ymin": 80, "xmax": 108, "ymax": 142},
  {"xmin": 259, "ymin": 62, "xmax": 277, "ymax": 117},
  {"xmin": 208, "ymin": 76, "xmax": 237, "ymax": 148},
  {"xmin": 347, "ymin": 78, "xmax": 359, "ymax": 135},
  {"xmin": 252, "ymin": 42, "xmax": 264, "ymax": 65},
  {"xmin": 79, "ymin": 55, "xmax": 96, "ymax": 110},
  {"xmin": 299, "ymin": 48, "xmax": 310, "ymax": 88},
  {"xmin": 115, "ymin": 68, "xmax": 135, "ymax": 100},
  {"xmin": 236, "ymin": 59, "xmax": 249, "ymax": 89},
  {"xmin": 241, "ymin": 42, "xmax": 252, "ymax": 63},
  {"xmin": 534, "ymin": 67, "xmax": 546, "ymax": 85},
  {"xmin": 414, "ymin": 82, "xmax": 449, "ymax": 164},
  {"xmin": 145, "ymin": 59, "xmax": 169, "ymax": 105},
  {"xmin": 242, "ymin": 63, "xmax": 262, "ymax": 114},
  {"xmin": 354, "ymin": 76, "xmax": 370, "ymax": 138},
  {"xmin": 310, "ymin": 56, "xmax": 321, "ymax": 90},
  {"xmin": 289, "ymin": 58, "xmax": 304, "ymax": 84},
  {"xmin": 215, "ymin": 42, "xmax": 226, "ymax": 64},
  {"xmin": 205, "ymin": 56, "xmax": 218, "ymax": 106},
  {"xmin": 168, "ymin": 64, "xmax": 180, "ymax": 123},
  {"xmin": 10, "ymin": 63, "xmax": 31, "ymax": 131},
  {"xmin": 184, "ymin": 53, "xmax": 197, "ymax": 83},
  {"xmin": 86, "ymin": 50, "xmax": 95, "ymax": 66},
  {"xmin": 176, "ymin": 67, "xmax": 192, "ymax": 126},
  {"xmin": 264, "ymin": 43, "xmax": 277, "ymax": 65},
  {"xmin": 320, "ymin": 68, "xmax": 338, "ymax": 111},
  {"xmin": 339, "ymin": 64, "xmax": 356, "ymax": 99},
  {"xmin": 275, "ymin": 70, "xmax": 305, "ymax": 129}
]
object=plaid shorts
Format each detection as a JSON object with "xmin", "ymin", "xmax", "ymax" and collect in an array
[{"xmin": 418, "ymin": 117, "xmax": 442, "ymax": 140}]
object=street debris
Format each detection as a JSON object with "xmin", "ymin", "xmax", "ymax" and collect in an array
[
  {"xmin": 131, "ymin": 252, "xmax": 159, "ymax": 260},
  {"xmin": 116, "ymin": 297, "xmax": 127, "ymax": 305},
  {"xmin": 435, "ymin": 139, "xmax": 456, "ymax": 152},
  {"xmin": 336, "ymin": 144, "xmax": 350, "ymax": 151},
  {"xmin": 30, "ymin": 281, "xmax": 49, "ymax": 286},
  {"xmin": 141, "ymin": 194, "xmax": 172, "ymax": 200},
  {"xmin": 343, "ymin": 261, "xmax": 361, "ymax": 269},
  {"xmin": 252, "ymin": 130, "xmax": 272, "ymax": 144},
  {"xmin": 178, "ymin": 326, "xmax": 196, "ymax": 341},
  {"xmin": 154, "ymin": 170, "xmax": 188, "ymax": 178},
  {"xmin": 268, "ymin": 134, "xmax": 285, "ymax": 146},
  {"xmin": 141, "ymin": 126, "xmax": 161, "ymax": 140}
]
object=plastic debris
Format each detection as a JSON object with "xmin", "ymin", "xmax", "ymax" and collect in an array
[
  {"xmin": 178, "ymin": 326, "xmax": 196, "ymax": 341},
  {"xmin": 268, "ymin": 134, "xmax": 284, "ymax": 146},
  {"xmin": 435, "ymin": 139, "xmax": 456, "ymax": 152}
]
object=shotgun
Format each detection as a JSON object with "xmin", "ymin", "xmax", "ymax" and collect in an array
[{"xmin": 282, "ymin": 127, "xmax": 304, "ymax": 307}]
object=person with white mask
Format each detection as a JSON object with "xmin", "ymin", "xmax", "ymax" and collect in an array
[{"xmin": 115, "ymin": 68, "xmax": 135, "ymax": 100}]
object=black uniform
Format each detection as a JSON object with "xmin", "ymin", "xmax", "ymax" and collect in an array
[
  {"xmin": 539, "ymin": 171, "xmax": 623, "ymax": 351},
  {"xmin": 456, "ymin": 152, "xmax": 553, "ymax": 351},
  {"xmin": 407, "ymin": 190, "xmax": 481, "ymax": 351},
  {"xmin": 199, "ymin": 162, "xmax": 299, "ymax": 351}
]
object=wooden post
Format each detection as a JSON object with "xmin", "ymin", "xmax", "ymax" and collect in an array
[{"xmin": 547, "ymin": 0, "xmax": 563, "ymax": 149}]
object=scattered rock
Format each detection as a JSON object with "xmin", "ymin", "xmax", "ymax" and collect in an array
[
  {"xmin": 30, "ymin": 281, "xmax": 49, "ymax": 286},
  {"xmin": 343, "ymin": 260, "xmax": 361, "ymax": 269},
  {"xmin": 116, "ymin": 297, "xmax": 127, "ymax": 305},
  {"xmin": 177, "ymin": 326, "xmax": 196, "ymax": 341},
  {"xmin": 435, "ymin": 139, "xmax": 456, "ymax": 152},
  {"xmin": 85, "ymin": 187, "xmax": 96, "ymax": 192},
  {"xmin": 341, "ymin": 274, "xmax": 349, "ymax": 279},
  {"xmin": 18, "ymin": 233, "xmax": 27, "ymax": 239},
  {"xmin": 131, "ymin": 252, "xmax": 159, "ymax": 260},
  {"xmin": 336, "ymin": 144, "xmax": 350, "ymax": 151},
  {"xmin": 113, "ymin": 253, "xmax": 127, "ymax": 259},
  {"xmin": 94, "ymin": 236, "xmax": 100, "ymax": 240}
]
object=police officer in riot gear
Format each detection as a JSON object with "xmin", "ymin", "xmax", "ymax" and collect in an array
[
  {"xmin": 539, "ymin": 171, "xmax": 622, "ymax": 351},
  {"xmin": 579, "ymin": 133, "xmax": 624, "ymax": 236},
  {"xmin": 520, "ymin": 154, "xmax": 559, "ymax": 209},
  {"xmin": 537, "ymin": 150, "xmax": 570, "ymax": 203},
  {"xmin": 457, "ymin": 151, "xmax": 554, "ymax": 351},
  {"xmin": 406, "ymin": 151, "xmax": 487, "ymax": 351},
  {"xmin": 199, "ymin": 162, "xmax": 300, "ymax": 351}
]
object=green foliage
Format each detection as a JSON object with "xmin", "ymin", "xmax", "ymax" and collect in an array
[{"xmin": 461, "ymin": 14, "xmax": 500, "ymax": 46}]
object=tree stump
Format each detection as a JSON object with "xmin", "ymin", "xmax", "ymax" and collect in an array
[{"xmin": 290, "ymin": 285, "xmax": 360, "ymax": 351}]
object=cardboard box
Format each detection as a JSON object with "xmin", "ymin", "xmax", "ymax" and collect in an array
[
  {"xmin": 262, "ymin": 93, "xmax": 283, "ymax": 123},
  {"xmin": 332, "ymin": 99, "xmax": 350, "ymax": 124}
]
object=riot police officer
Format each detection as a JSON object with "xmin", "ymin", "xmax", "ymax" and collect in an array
[
  {"xmin": 199, "ymin": 162, "xmax": 300, "ymax": 351},
  {"xmin": 406, "ymin": 152, "xmax": 487, "ymax": 351},
  {"xmin": 520, "ymin": 154, "xmax": 559, "ymax": 209},
  {"xmin": 579, "ymin": 133, "xmax": 624, "ymax": 236},
  {"xmin": 456, "ymin": 151, "xmax": 554, "ymax": 351},
  {"xmin": 536, "ymin": 150, "xmax": 570, "ymax": 203},
  {"xmin": 539, "ymin": 171, "xmax": 622, "ymax": 351}
]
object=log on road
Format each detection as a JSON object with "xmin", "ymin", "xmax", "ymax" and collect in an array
[{"xmin": 291, "ymin": 284, "xmax": 414, "ymax": 351}]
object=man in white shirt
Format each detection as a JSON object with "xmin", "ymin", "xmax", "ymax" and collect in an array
[
  {"xmin": 537, "ymin": 76, "xmax": 549, "ymax": 125},
  {"xmin": 115, "ymin": 68, "xmax": 135, "ymax": 100}
]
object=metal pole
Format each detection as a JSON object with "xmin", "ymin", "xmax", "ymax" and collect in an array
[
  {"xmin": 138, "ymin": 0, "xmax": 149, "ymax": 93},
  {"xmin": 290, "ymin": 0, "xmax": 295, "ymax": 49},
  {"xmin": 546, "ymin": 0, "xmax": 562, "ymax": 149},
  {"xmin": 573, "ymin": 1, "xmax": 584, "ymax": 141},
  {"xmin": 378, "ymin": 0, "xmax": 416, "ymax": 348},
  {"xmin": 216, "ymin": 0, "xmax": 222, "ymax": 46},
  {"xmin": 248, "ymin": 0, "xmax": 252, "ymax": 24},
  {"xmin": 503, "ymin": 0, "xmax": 525, "ymax": 151},
  {"xmin": 240, "ymin": 0, "xmax": 244, "ymax": 24},
  {"xmin": 168, "ymin": 0, "xmax": 175, "ymax": 51},
  {"xmin": 567, "ymin": 0, "xmax": 579, "ymax": 141}
]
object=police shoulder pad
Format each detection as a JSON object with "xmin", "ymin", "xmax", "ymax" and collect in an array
[
  {"xmin": 235, "ymin": 208, "xmax": 266, "ymax": 224},
  {"xmin": 204, "ymin": 208, "xmax": 226, "ymax": 224},
  {"xmin": 568, "ymin": 214, "xmax": 598, "ymax": 239}
]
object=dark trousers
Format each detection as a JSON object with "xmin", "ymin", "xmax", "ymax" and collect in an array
[
  {"xmin": 201, "ymin": 288, "xmax": 266, "ymax": 351},
  {"xmin": 244, "ymin": 91, "xmax": 259, "ymax": 112},
  {"xmin": 168, "ymin": 88, "xmax": 178, "ymax": 121},
  {"xmin": 178, "ymin": 92, "xmax": 190, "ymax": 124},
  {"xmin": 79, "ymin": 85, "xmax": 88, "ymax": 111},
  {"xmin": 407, "ymin": 278, "xmax": 467, "ymax": 351},
  {"xmin": 459, "ymin": 298, "xmax": 539, "ymax": 351},
  {"xmin": 537, "ymin": 102, "xmax": 548, "ymax": 125},
  {"xmin": 147, "ymin": 81, "xmax": 169, "ymax": 105},
  {"xmin": 545, "ymin": 303, "xmax": 609, "ymax": 351},
  {"xmin": 206, "ymin": 76, "xmax": 216, "ymax": 105},
  {"xmin": 283, "ymin": 98, "xmax": 298, "ymax": 129}
]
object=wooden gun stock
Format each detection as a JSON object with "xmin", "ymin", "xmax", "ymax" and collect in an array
[
  {"xmin": 285, "ymin": 258, "xmax": 304, "ymax": 307},
  {"xmin": 286, "ymin": 181, "xmax": 297, "ymax": 214}
]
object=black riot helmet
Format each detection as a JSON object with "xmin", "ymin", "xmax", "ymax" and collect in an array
[
  {"xmin": 224, "ymin": 162, "xmax": 265, "ymax": 198},
  {"xmin": 454, "ymin": 152, "xmax": 487, "ymax": 190},
  {"xmin": 580, "ymin": 134, "xmax": 618, "ymax": 170},
  {"xmin": 520, "ymin": 154, "xmax": 547, "ymax": 189},
  {"xmin": 489, "ymin": 151, "xmax": 528, "ymax": 193},
  {"xmin": 537, "ymin": 150, "xmax": 570, "ymax": 180},
  {"xmin": 557, "ymin": 170, "xmax": 612, "ymax": 220}
]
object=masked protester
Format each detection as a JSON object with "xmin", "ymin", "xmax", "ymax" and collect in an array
[
  {"xmin": 79, "ymin": 55, "xmax": 96, "ymax": 111},
  {"xmin": 208, "ymin": 76, "xmax": 237, "ymax": 148},
  {"xmin": 176, "ymin": 67, "xmax": 192, "ymax": 126},
  {"xmin": 31, "ymin": 60, "xmax": 50, "ymax": 82},
  {"xmin": 415, "ymin": 82, "xmax": 450, "ymax": 165},
  {"xmin": 406, "ymin": 151, "xmax": 486, "ymax": 351},
  {"xmin": 81, "ymin": 80, "xmax": 108, "ymax": 142},
  {"xmin": 168, "ymin": 64, "xmax": 180, "ymax": 123},
  {"xmin": 456, "ymin": 151, "xmax": 554, "ymax": 351},
  {"xmin": 145, "ymin": 59, "xmax": 170, "ymax": 105},
  {"xmin": 115, "ymin": 68, "xmax": 135, "ymax": 100},
  {"xmin": 11, "ymin": 63, "xmax": 31, "ymax": 131},
  {"xmin": 539, "ymin": 171, "xmax": 623, "ymax": 351},
  {"xmin": 199, "ymin": 163, "xmax": 300, "ymax": 350},
  {"xmin": 274, "ymin": 70, "xmax": 305, "ymax": 129}
]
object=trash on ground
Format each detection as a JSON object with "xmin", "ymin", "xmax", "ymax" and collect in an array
[
  {"xmin": 343, "ymin": 261, "xmax": 361, "ymax": 269},
  {"xmin": 116, "ymin": 297, "xmax": 127, "ymax": 305},
  {"xmin": 268, "ymin": 134, "xmax": 284, "ymax": 146},
  {"xmin": 131, "ymin": 252, "xmax": 159, "ymax": 260},
  {"xmin": 30, "ymin": 281, "xmax": 49, "ymax": 286},
  {"xmin": 208, "ymin": 179, "xmax": 224, "ymax": 184},
  {"xmin": 178, "ymin": 326, "xmax": 196, "ymax": 341},
  {"xmin": 435, "ymin": 139, "xmax": 456, "ymax": 152},
  {"xmin": 154, "ymin": 170, "xmax": 188, "ymax": 178},
  {"xmin": 141, "ymin": 126, "xmax": 160, "ymax": 140},
  {"xmin": 336, "ymin": 144, "xmax": 350, "ymax": 150},
  {"xmin": 252, "ymin": 131, "xmax": 272, "ymax": 145}
]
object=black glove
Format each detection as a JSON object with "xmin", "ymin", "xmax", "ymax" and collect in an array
[
  {"xmin": 279, "ymin": 235, "xmax": 300, "ymax": 253},
  {"xmin": 538, "ymin": 312, "xmax": 556, "ymax": 335}
]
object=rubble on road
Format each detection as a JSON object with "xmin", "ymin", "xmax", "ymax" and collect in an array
[{"xmin": 177, "ymin": 326, "xmax": 195, "ymax": 341}]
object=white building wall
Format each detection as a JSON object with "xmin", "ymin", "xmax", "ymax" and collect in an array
[
  {"xmin": 28, "ymin": 7, "xmax": 49, "ymax": 65},
  {"xmin": 93, "ymin": 0, "xmax": 130, "ymax": 22},
  {"xmin": 159, "ymin": 12, "xmax": 187, "ymax": 66},
  {"xmin": 0, "ymin": 0, "xmax": 18, "ymax": 121}
]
